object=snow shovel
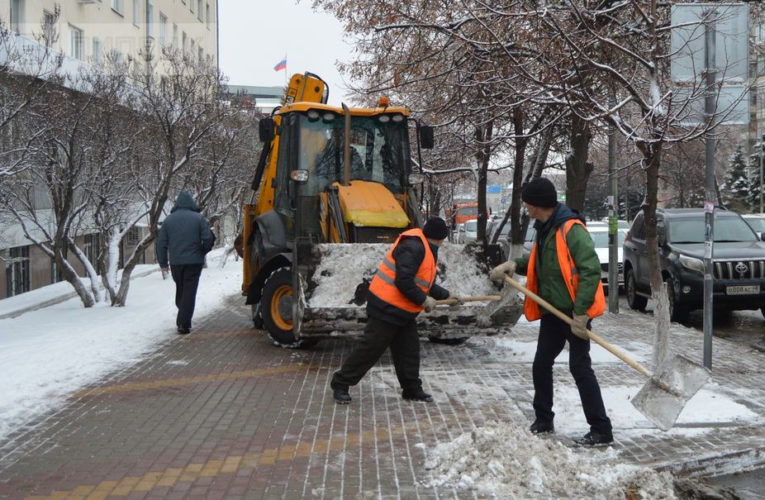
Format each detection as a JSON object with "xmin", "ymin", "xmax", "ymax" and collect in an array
[
  {"xmin": 436, "ymin": 294, "xmax": 501, "ymax": 305},
  {"xmin": 503, "ymin": 276, "xmax": 710, "ymax": 431}
]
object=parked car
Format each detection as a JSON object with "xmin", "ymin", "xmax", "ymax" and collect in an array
[
  {"xmin": 452, "ymin": 223, "xmax": 464, "ymax": 243},
  {"xmin": 490, "ymin": 221, "xmax": 512, "ymax": 259},
  {"xmin": 622, "ymin": 208, "xmax": 765, "ymax": 322},
  {"xmin": 462, "ymin": 219, "xmax": 478, "ymax": 244},
  {"xmin": 588, "ymin": 226, "xmax": 627, "ymax": 291},
  {"xmin": 742, "ymin": 213, "xmax": 765, "ymax": 239}
]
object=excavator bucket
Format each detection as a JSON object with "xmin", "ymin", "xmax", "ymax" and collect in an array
[{"xmin": 293, "ymin": 242, "xmax": 524, "ymax": 340}]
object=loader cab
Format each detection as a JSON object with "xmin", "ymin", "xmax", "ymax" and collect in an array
[{"xmin": 272, "ymin": 105, "xmax": 414, "ymax": 240}]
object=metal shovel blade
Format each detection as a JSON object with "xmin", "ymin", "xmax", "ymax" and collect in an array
[{"xmin": 631, "ymin": 355, "xmax": 711, "ymax": 431}]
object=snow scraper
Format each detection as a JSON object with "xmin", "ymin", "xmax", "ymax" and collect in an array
[{"xmin": 504, "ymin": 276, "xmax": 710, "ymax": 431}]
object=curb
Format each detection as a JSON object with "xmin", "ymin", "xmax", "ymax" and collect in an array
[
  {"xmin": 657, "ymin": 445, "xmax": 765, "ymax": 478},
  {"xmin": 0, "ymin": 268, "xmax": 160, "ymax": 320}
]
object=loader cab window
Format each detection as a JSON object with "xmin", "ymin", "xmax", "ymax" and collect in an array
[{"xmin": 297, "ymin": 112, "xmax": 409, "ymax": 195}]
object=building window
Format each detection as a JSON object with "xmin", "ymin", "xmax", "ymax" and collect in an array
[
  {"xmin": 110, "ymin": 48, "xmax": 124, "ymax": 65},
  {"xmin": 6, "ymin": 246, "xmax": 30, "ymax": 297},
  {"xmin": 198, "ymin": 47, "xmax": 203, "ymax": 63},
  {"xmin": 133, "ymin": 0, "xmax": 140, "ymax": 26},
  {"xmin": 146, "ymin": 1, "xmax": 154, "ymax": 38},
  {"xmin": 92, "ymin": 37, "xmax": 102, "ymax": 64},
  {"xmin": 197, "ymin": 0, "xmax": 203, "ymax": 21},
  {"xmin": 11, "ymin": 0, "xmax": 25, "ymax": 34},
  {"xmin": 189, "ymin": 0, "xmax": 194, "ymax": 13},
  {"xmin": 206, "ymin": 4, "xmax": 211, "ymax": 28},
  {"xmin": 50, "ymin": 257, "xmax": 61, "ymax": 284},
  {"xmin": 182, "ymin": 31, "xmax": 187, "ymax": 54},
  {"xmin": 126, "ymin": 227, "xmax": 140, "ymax": 246},
  {"xmin": 42, "ymin": 10, "xmax": 56, "ymax": 44},
  {"xmin": 173, "ymin": 24, "xmax": 178, "ymax": 48},
  {"xmin": 110, "ymin": 0, "xmax": 124, "ymax": 15},
  {"xmin": 84, "ymin": 234, "xmax": 100, "ymax": 265},
  {"xmin": 69, "ymin": 25, "xmax": 84, "ymax": 59},
  {"xmin": 159, "ymin": 13, "xmax": 168, "ymax": 46},
  {"xmin": 190, "ymin": 39, "xmax": 195, "ymax": 58}
]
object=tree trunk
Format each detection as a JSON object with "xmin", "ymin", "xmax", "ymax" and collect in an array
[
  {"xmin": 57, "ymin": 250, "xmax": 95, "ymax": 308},
  {"xmin": 510, "ymin": 107, "xmax": 528, "ymax": 251},
  {"xmin": 474, "ymin": 120, "xmax": 493, "ymax": 243},
  {"xmin": 565, "ymin": 115, "xmax": 594, "ymax": 212},
  {"xmin": 642, "ymin": 142, "xmax": 671, "ymax": 368},
  {"xmin": 113, "ymin": 231, "xmax": 157, "ymax": 306}
]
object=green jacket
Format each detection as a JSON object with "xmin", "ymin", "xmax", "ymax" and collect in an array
[{"xmin": 514, "ymin": 204, "xmax": 602, "ymax": 316}]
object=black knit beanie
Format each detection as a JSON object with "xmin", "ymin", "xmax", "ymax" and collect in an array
[
  {"xmin": 521, "ymin": 177, "xmax": 558, "ymax": 208},
  {"xmin": 422, "ymin": 217, "xmax": 449, "ymax": 240}
]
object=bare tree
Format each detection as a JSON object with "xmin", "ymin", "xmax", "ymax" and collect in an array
[{"xmin": 110, "ymin": 48, "xmax": 230, "ymax": 306}]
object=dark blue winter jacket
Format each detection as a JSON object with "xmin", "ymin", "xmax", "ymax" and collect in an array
[{"xmin": 155, "ymin": 190, "xmax": 215, "ymax": 268}]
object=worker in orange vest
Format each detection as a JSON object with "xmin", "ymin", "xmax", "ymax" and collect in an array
[
  {"xmin": 491, "ymin": 177, "xmax": 612, "ymax": 447},
  {"xmin": 331, "ymin": 217, "xmax": 458, "ymax": 404}
]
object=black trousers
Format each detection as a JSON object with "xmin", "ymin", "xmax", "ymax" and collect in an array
[
  {"xmin": 170, "ymin": 264, "xmax": 203, "ymax": 330},
  {"xmin": 332, "ymin": 316, "xmax": 422, "ymax": 393},
  {"xmin": 532, "ymin": 314, "xmax": 612, "ymax": 434}
]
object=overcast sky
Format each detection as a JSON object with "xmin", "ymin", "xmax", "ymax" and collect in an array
[{"xmin": 218, "ymin": 0, "xmax": 353, "ymax": 105}]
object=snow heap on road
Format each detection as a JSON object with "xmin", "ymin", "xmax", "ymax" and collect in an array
[
  {"xmin": 308, "ymin": 242, "xmax": 496, "ymax": 307},
  {"xmin": 422, "ymin": 422, "xmax": 676, "ymax": 499}
]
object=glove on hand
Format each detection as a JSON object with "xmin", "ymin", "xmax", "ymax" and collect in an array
[
  {"xmin": 570, "ymin": 314, "xmax": 590, "ymax": 340},
  {"xmin": 423, "ymin": 296, "xmax": 437, "ymax": 313},
  {"xmin": 447, "ymin": 293, "xmax": 463, "ymax": 307},
  {"xmin": 490, "ymin": 261, "xmax": 516, "ymax": 283}
]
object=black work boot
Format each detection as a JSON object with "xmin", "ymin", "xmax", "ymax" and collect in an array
[
  {"xmin": 574, "ymin": 430, "xmax": 613, "ymax": 447},
  {"xmin": 402, "ymin": 388, "xmax": 434, "ymax": 403},
  {"xmin": 330, "ymin": 381, "xmax": 352, "ymax": 404},
  {"xmin": 529, "ymin": 420, "xmax": 555, "ymax": 435}
]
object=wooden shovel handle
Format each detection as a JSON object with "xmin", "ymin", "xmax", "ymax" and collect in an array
[
  {"xmin": 504, "ymin": 276, "xmax": 652, "ymax": 379},
  {"xmin": 435, "ymin": 294, "xmax": 502, "ymax": 305}
]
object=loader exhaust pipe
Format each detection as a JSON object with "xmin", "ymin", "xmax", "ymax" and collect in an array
[{"xmin": 342, "ymin": 102, "xmax": 351, "ymax": 186}]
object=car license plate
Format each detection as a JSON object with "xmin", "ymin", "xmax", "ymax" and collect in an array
[{"xmin": 726, "ymin": 285, "xmax": 760, "ymax": 295}]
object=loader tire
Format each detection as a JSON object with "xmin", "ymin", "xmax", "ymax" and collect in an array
[
  {"xmin": 251, "ymin": 303, "xmax": 263, "ymax": 329},
  {"xmin": 261, "ymin": 267, "xmax": 317, "ymax": 349}
]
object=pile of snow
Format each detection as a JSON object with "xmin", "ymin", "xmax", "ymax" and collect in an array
[
  {"xmin": 422, "ymin": 422, "xmax": 677, "ymax": 499},
  {"xmin": 308, "ymin": 242, "xmax": 496, "ymax": 307}
]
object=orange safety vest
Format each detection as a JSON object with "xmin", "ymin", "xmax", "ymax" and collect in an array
[
  {"xmin": 524, "ymin": 219, "xmax": 606, "ymax": 321},
  {"xmin": 368, "ymin": 228, "xmax": 437, "ymax": 313}
]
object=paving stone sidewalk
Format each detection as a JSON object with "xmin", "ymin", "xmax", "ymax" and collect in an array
[{"xmin": 0, "ymin": 296, "xmax": 763, "ymax": 499}]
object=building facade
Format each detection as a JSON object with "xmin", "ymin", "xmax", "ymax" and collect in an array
[
  {"xmin": 2, "ymin": 0, "xmax": 218, "ymax": 71},
  {"xmin": 0, "ymin": 0, "xmax": 219, "ymax": 300}
]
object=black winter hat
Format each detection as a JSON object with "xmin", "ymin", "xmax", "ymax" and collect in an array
[
  {"xmin": 522, "ymin": 177, "xmax": 558, "ymax": 208},
  {"xmin": 422, "ymin": 217, "xmax": 449, "ymax": 240}
]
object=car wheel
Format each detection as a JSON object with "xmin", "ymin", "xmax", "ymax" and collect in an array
[
  {"xmin": 625, "ymin": 268, "xmax": 647, "ymax": 311},
  {"xmin": 761, "ymin": 306, "xmax": 765, "ymax": 320},
  {"xmin": 665, "ymin": 276, "xmax": 688, "ymax": 323},
  {"xmin": 261, "ymin": 267, "xmax": 317, "ymax": 349}
]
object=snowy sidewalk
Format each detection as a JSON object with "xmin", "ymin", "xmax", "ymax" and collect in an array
[{"xmin": 0, "ymin": 256, "xmax": 763, "ymax": 497}]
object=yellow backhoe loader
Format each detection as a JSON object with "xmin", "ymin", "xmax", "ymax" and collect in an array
[{"xmin": 241, "ymin": 72, "xmax": 522, "ymax": 347}]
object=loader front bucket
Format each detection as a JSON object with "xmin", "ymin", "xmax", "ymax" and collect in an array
[{"xmin": 294, "ymin": 242, "xmax": 523, "ymax": 340}]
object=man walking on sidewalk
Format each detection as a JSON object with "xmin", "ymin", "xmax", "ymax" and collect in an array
[
  {"xmin": 156, "ymin": 190, "xmax": 215, "ymax": 335},
  {"xmin": 331, "ymin": 217, "xmax": 458, "ymax": 404},
  {"xmin": 491, "ymin": 177, "xmax": 613, "ymax": 446}
]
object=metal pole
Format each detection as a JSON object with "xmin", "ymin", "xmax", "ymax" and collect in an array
[
  {"xmin": 608, "ymin": 90, "xmax": 619, "ymax": 313},
  {"xmin": 703, "ymin": 12, "xmax": 717, "ymax": 370}
]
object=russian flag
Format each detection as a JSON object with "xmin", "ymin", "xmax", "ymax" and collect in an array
[{"xmin": 273, "ymin": 58, "xmax": 287, "ymax": 72}]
